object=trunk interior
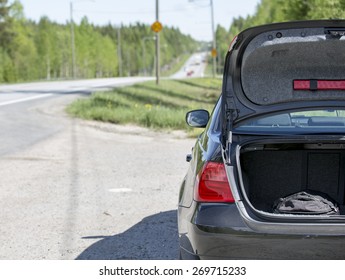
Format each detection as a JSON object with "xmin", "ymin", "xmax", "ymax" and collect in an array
[{"xmin": 240, "ymin": 142, "xmax": 345, "ymax": 215}]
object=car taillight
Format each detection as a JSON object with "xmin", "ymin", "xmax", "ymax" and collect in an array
[{"xmin": 194, "ymin": 162, "xmax": 235, "ymax": 203}]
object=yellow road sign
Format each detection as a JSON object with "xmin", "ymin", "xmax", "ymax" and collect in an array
[
  {"xmin": 151, "ymin": 21, "xmax": 163, "ymax": 33},
  {"xmin": 211, "ymin": 48, "xmax": 217, "ymax": 57}
]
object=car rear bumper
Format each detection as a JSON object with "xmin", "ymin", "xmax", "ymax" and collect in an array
[{"xmin": 178, "ymin": 203, "xmax": 345, "ymax": 260}]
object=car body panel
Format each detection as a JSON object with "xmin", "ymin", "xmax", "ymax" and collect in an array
[
  {"xmin": 181, "ymin": 205, "xmax": 345, "ymax": 260},
  {"xmin": 179, "ymin": 203, "xmax": 345, "ymax": 260}
]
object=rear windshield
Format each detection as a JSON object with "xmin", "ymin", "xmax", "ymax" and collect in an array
[{"xmin": 235, "ymin": 109, "xmax": 345, "ymax": 134}]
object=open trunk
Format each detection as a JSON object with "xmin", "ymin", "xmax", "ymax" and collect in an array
[{"xmin": 239, "ymin": 141, "xmax": 345, "ymax": 215}]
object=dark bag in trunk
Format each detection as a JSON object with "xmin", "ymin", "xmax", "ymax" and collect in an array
[{"xmin": 273, "ymin": 190, "xmax": 340, "ymax": 215}]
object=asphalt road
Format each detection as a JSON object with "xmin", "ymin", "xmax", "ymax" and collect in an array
[
  {"xmin": 0, "ymin": 77, "xmax": 154, "ymax": 157},
  {"xmin": 170, "ymin": 52, "xmax": 208, "ymax": 79},
  {"xmin": 0, "ymin": 77, "xmax": 196, "ymax": 259}
]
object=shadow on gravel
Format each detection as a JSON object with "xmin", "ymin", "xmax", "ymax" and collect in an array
[{"xmin": 76, "ymin": 210, "xmax": 178, "ymax": 260}]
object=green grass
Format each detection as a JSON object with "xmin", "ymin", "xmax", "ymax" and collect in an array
[{"xmin": 66, "ymin": 78, "xmax": 222, "ymax": 133}]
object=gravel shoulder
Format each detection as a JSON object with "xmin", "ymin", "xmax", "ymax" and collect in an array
[{"xmin": 0, "ymin": 94, "xmax": 196, "ymax": 259}]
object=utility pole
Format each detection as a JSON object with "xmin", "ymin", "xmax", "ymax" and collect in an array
[
  {"xmin": 151, "ymin": 0, "xmax": 162, "ymax": 83},
  {"xmin": 155, "ymin": 0, "xmax": 160, "ymax": 85},
  {"xmin": 117, "ymin": 26, "xmax": 123, "ymax": 77},
  {"xmin": 70, "ymin": 1, "xmax": 76, "ymax": 79},
  {"xmin": 210, "ymin": 0, "xmax": 216, "ymax": 78},
  {"xmin": 189, "ymin": 0, "xmax": 217, "ymax": 77},
  {"xmin": 142, "ymin": 36, "xmax": 155, "ymax": 76}
]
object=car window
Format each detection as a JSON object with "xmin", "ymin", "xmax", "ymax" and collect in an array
[
  {"xmin": 234, "ymin": 109, "xmax": 345, "ymax": 134},
  {"xmin": 211, "ymin": 98, "xmax": 222, "ymax": 134}
]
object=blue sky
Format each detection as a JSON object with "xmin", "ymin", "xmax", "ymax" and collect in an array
[{"xmin": 18, "ymin": 0, "xmax": 260, "ymax": 41}]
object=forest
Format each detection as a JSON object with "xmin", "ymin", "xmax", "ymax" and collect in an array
[
  {"xmin": 215, "ymin": 0, "xmax": 345, "ymax": 73},
  {"xmin": 0, "ymin": 0, "xmax": 197, "ymax": 83},
  {"xmin": 2, "ymin": 0, "xmax": 344, "ymax": 83}
]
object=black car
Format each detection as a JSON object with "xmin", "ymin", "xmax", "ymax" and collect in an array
[{"xmin": 178, "ymin": 20, "xmax": 345, "ymax": 259}]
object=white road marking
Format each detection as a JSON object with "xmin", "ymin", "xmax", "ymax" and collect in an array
[
  {"xmin": 108, "ymin": 188, "xmax": 133, "ymax": 193},
  {"xmin": 0, "ymin": 94, "xmax": 54, "ymax": 107}
]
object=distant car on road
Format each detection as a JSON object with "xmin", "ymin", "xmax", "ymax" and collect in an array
[
  {"xmin": 178, "ymin": 20, "xmax": 345, "ymax": 259},
  {"xmin": 193, "ymin": 55, "xmax": 201, "ymax": 65},
  {"xmin": 186, "ymin": 70, "xmax": 194, "ymax": 77}
]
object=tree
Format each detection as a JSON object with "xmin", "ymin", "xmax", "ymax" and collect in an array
[
  {"xmin": 35, "ymin": 17, "xmax": 54, "ymax": 79},
  {"xmin": 307, "ymin": 0, "xmax": 345, "ymax": 19},
  {"xmin": 215, "ymin": 24, "xmax": 230, "ymax": 73},
  {"xmin": 227, "ymin": 0, "xmax": 345, "ymax": 46},
  {"xmin": 0, "ymin": 0, "xmax": 14, "ymax": 50},
  {"xmin": 0, "ymin": 1, "xmax": 197, "ymax": 82}
]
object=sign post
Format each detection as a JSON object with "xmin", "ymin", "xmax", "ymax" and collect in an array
[{"xmin": 152, "ymin": 0, "xmax": 162, "ymax": 85}]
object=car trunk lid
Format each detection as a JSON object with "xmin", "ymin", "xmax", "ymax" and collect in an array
[
  {"xmin": 221, "ymin": 20, "xmax": 345, "ymax": 162},
  {"xmin": 223, "ymin": 20, "xmax": 345, "ymax": 119}
]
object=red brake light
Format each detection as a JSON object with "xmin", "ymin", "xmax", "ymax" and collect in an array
[{"xmin": 194, "ymin": 162, "xmax": 235, "ymax": 203}]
